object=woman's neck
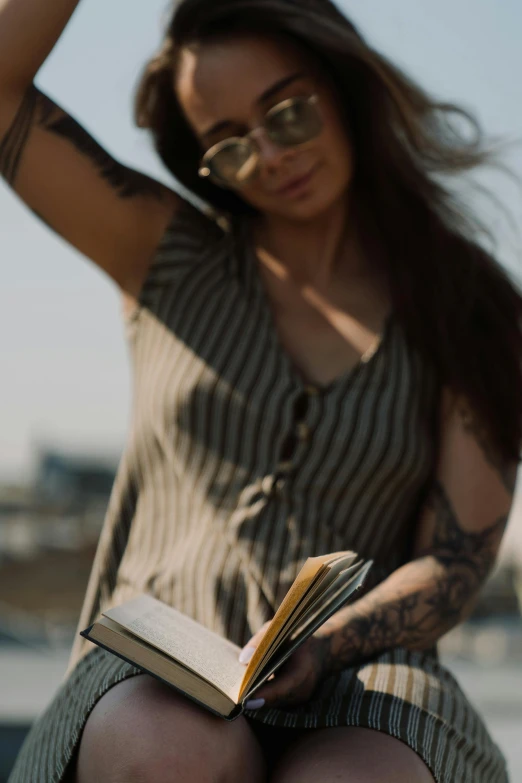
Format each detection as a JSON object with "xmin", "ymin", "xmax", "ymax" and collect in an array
[{"xmin": 251, "ymin": 198, "xmax": 368, "ymax": 293}]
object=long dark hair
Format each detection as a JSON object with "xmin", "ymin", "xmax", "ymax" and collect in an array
[{"xmin": 135, "ymin": 0, "xmax": 522, "ymax": 462}]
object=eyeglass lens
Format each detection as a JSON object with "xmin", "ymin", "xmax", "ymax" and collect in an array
[{"xmin": 208, "ymin": 97, "xmax": 321, "ymax": 184}]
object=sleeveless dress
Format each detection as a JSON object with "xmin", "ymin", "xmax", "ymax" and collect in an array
[{"xmin": 9, "ymin": 201, "xmax": 508, "ymax": 783}]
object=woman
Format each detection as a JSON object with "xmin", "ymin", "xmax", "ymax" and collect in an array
[{"xmin": 2, "ymin": 0, "xmax": 520, "ymax": 781}]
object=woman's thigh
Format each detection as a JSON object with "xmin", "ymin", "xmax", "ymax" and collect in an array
[
  {"xmin": 246, "ymin": 720, "xmax": 311, "ymax": 778},
  {"xmin": 270, "ymin": 726, "xmax": 436, "ymax": 783},
  {"xmin": 70, "ymin": 674, "xmax": 268, "ymax": 783}
]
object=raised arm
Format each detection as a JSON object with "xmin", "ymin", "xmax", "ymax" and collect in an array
[
  {"xmin": 0, "ymin": 0, "xmax": 82, "ymax": 89},
  {"xmin": 319, "ymin": 387, "xmax": 518, "ymax": 668},
  {"xmin": 0, "ymin": 0, "xmax": 180, "ymax": 292}
]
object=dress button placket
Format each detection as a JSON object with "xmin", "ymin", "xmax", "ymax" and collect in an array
[
  {"xmin": 261, "ymin": 475, "xmax": 275, "ymax": 496},
  {"xmin": 268, "ymin": 387, "xmax": 320, "ymax": 498},
  {"xmin": 277, "ymin": 459, "xmax": 294, "ymax": 474},
  {"xmin": 296, "ymin": 421, "xmax": 311, "ymax": 442},
  {"xmin": 274, "ymin": 476, "xmax": 287, "ymax": 495}
]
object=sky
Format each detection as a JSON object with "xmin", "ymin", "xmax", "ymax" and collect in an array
[{"xmin": 1, "ymin": 0, "xmax": 522, "ymax": 486}]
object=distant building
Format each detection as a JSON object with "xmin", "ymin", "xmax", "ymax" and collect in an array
[
  {"xmin": 35, "ymin": 449, "xmax": 118, "ymax": 508},
  {"xmin": 0, "ymin": 447, "xmax": 119, "ymax": 564},
  {"xmin": 0, "ymin": 448, "xmax": 120, "ymax": 638}
]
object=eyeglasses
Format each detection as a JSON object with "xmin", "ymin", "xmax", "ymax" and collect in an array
[{"xmin": 198, "ymin": 94, "xmax": 323, "ymax": 188}]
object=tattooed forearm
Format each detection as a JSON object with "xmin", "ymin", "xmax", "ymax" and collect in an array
[
  {"xmin": 1, "ymin": 84, "xmax": 166, "ymax": 200},
  {"xmin": 320, "ymin": 481, "xmax": 508, "ymax": 672}
]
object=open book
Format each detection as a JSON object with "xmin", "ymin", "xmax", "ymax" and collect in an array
[{"xmin": 80, "ymin": 551, "xmax": 372, "ymax": 720}]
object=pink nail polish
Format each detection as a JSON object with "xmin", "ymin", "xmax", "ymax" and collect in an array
[
  {"xmin": 245, "ymin": 698, "xmax": 265, "ymax": 710},
  {"xmin": 239, "ymin": 646, "xmax": 256, "ymax": 664}
]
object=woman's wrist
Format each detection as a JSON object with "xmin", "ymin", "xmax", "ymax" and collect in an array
[{"xmin": 312, "ymin": 620, "xmax": 357, "ymax": 677}]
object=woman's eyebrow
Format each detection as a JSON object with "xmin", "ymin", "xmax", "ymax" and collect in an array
[{"xmin": 201, "ymin": 71, "xmax": 307, "ymax": 141}]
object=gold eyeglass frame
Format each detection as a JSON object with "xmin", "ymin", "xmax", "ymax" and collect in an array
[{"xmin": 197, "ymin": 93, "xmax": 321, "ymax": 187}]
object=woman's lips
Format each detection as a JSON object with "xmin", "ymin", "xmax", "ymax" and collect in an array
[{"xmin": 276, "ymin": 166, "xmax": 318, "ymax": 196}]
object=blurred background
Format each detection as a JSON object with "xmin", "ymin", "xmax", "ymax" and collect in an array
[{"xmin": 1, "ymin": 1, "xmax": 521, "ymax": 780}]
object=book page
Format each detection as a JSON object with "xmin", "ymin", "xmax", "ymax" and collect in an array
[
  {"xmin": 281, "ymin": 559, "xmax": 363, "ymax": 641},
  {"xmin": 288, "ymin": 560, "xmax": 373, "ymax": 643},
  {"xmin": 239, "ymin": 551, "xmax": 355, "ymax": 698},
  {"xmin": 268, "ymin": 554, "xmax": 361, "ymax": 650},
  {"xmin": 104, "ymin": 596, "xmax": 245, "ymax": 701},
  {"xmin": 240, "ymin": 552, "xmax": 358, "ymax": 692},
  {"xmin": 90, "ymin": 618, "xmax": 236, "ymax": 716},
  {"xmin": 243, "ymin": 560, "xmax": 373, "ymax": 701}
]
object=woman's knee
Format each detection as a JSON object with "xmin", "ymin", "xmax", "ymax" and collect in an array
[
  {"xmin": 271, "ymin": 726, "xmax": 435, "ymax": 783},
  {"xmin": 74, "ymin": 674, "xmax": 267, "ymax": 783}
]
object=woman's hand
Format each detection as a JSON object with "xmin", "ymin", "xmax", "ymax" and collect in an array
[{"xmin": 239, "ymin": 622, "xmax": 335, "ymax": 710}]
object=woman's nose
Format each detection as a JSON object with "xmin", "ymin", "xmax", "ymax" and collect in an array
[{"xmin": 250, "ymin": 127, "xmax": 290, "ymax": 170}]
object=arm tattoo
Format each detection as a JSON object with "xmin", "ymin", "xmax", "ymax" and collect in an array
[
  {"xmin": 458, "ymin": 402, "xmax": 517, "ymax": 494},
  {"xmin": 0, "ymin": 85, "xmax": 38, "ymax": 184},
  {"xmin": 323, "ymin": 480, "xmax": 507, "ymax": 671},
  {"xmin": 425, "ymin": 481, "xmax": 507, "ymax": 575},
  {"xmin": 1, "ymin": 84, "xmax": 166, "ymax": 200}
]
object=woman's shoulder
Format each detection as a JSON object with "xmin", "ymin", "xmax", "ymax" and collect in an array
[
  {"xmin": 146, "ymin": 198, "xmax": 233, "ymax": 277},
  {"xmin": 162, "ymin": 198, "xmax": 230, "ymax": 248},
  {"xmin": 122, "ymin": 201, "xmax": 239, "ymax": 324}
]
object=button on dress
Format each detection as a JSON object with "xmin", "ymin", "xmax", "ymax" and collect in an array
[{"xmin": 9, "ymin": 201, "xmax": 508, "ymax": 782}]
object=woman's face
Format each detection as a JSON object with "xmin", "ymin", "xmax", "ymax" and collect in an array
[{"xmin": 175, "ymin": 35, "xmax": 354, "ymax": 222}]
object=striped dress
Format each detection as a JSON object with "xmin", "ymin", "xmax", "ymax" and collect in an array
[{"xmin": 9, "ymin": 201, "xmax": 508, "ymax": 783}]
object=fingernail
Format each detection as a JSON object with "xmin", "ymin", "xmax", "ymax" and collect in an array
[
  {"xmin": 239, "ymin": 646, "xmax": 256, "ymax": 664},
  {"xmin": 245, "ymin": 698, "xmax": 265, "ymax": 710}
]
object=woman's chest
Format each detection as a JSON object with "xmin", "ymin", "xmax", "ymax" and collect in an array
[
  {"xmin": 270, "ymin": 294, "xmax": 390, "ymax": 389},
  {"xmin": 257, "ymin": 260, "xmax": 392, "ymax": 389},
  {"xmin": 129, "ymin": 293, "xmax": 436, "ymax": 510}
]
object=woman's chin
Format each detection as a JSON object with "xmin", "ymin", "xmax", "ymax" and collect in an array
[
  {"xmin": 278, "ymin": 191, "xmax": 346, "ymax": 222},
  {"xmin": 244, "ymin": 180, "xmax": 349, "ymax": 223}
]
